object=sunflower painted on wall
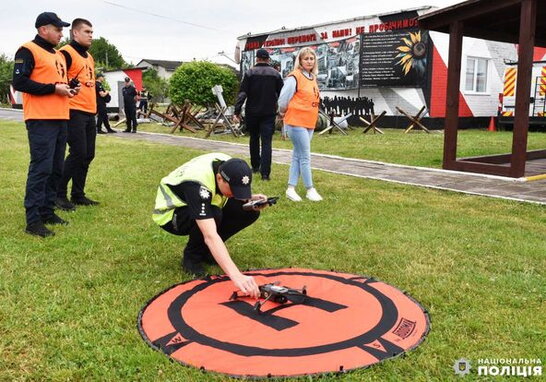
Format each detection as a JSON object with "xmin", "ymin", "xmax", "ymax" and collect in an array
[{"xmin": 395, "ymin": 30, "xmax": 428, "ymax": 77}]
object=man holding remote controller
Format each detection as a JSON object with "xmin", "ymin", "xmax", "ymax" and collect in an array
[
  {"xmin": 12, "ymin": 12, "xmax": 79, "ymax": 237},
  {"xmin": 56, "ymin": 18, "xmax": 100, "ymax": 210},
  {"xmin": 153, "ymin": 153, "xmax": 274, "ymax": 298}
]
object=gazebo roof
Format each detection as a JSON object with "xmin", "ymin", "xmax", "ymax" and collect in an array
[{"xmin": 418, "ymin": 0, "xmax": 546, "ymax": 47}]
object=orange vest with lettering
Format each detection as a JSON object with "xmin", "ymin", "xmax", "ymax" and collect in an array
[
  {"xmin": 60, "ymin": 44, "xmax": 96, "ymax": 114},
  {"xmin": 284, "ymin": 70, "xmax": 320, "ymax": 129},
  {"xmin": 21, "ymin": 41, "xmax": 69, "ymax": 121}
]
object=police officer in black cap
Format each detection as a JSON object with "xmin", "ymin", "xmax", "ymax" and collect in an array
[
  {"xmin": 152, "ymin": 153, "xmax": 271, "ymax": 298},
  {"xmin": 122, "ymin": 77, "xmax": 138, "ymax": 133},
  {"xmin": 12, "ymin": 12, "xmax": 77, "ymax": 237}
]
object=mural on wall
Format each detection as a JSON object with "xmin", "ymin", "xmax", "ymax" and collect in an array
[
  {"xmin": 360, "ymin": 29, "xmax": 430, "ymax": 87},
  {"xmin": 240, "ymin": 36, "xmax": 360, "ymax": 91}
]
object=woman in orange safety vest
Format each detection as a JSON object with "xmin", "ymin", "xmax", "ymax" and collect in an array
[{"xmin": 278, "ymin": 47, "xmax": 322, "ymax": 202}]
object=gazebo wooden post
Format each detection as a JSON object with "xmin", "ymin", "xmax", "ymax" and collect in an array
[
  {"xmin": 510, "ymin": 0, "xmax": 537, "ymax": 177},
  {"xmin": 443, "ymin": 20, "xmax": 463, "ymax": 170}
]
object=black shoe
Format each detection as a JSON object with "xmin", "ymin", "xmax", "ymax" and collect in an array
[
  {"xmin": 131, "ymin": 130, "xmax": 137, "ymax": 133},
  {"xmin": 182, "ymin": 256, "xmax": 206, "ymax": 277},
  {"xmin": 97, "ymin": 130, "xmax": 107, "ymax": 134},
  {"xmin": 42, "ymin": 213, "xmax": 68, "ymax": 225},
  {"xmin": 123, "ymin": 130, "xmax": 131, "ymax": 133},
  {"xmin": 261, "ymin": 175, "xmax": 270, "ymax": 181},
  {"xmin": 55, "ymin": 197, "xmax": 76, "ymax": 211},
  {"xmin": 71, "ymin": 196, "xmax": 99, "ymax": 206},
  {"xmin": 25, "ymin": 222, "xmax": 54, "ymax": 238},
  {"xmin": 107, "ymin": 129, "xmax": 117, "ymax": 133}
]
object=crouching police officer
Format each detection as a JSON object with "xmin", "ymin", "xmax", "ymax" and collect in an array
[{"xmin": 153, "ymin": 153, "xmax": 269, "ymax": 298}]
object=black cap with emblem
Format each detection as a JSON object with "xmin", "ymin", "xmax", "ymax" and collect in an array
[
  {"xmin": 219, "ymin": 158, "xmax": 252, "ymax": 200},
  {"xmin": 35, "ymin": 12, "xmax": 70, "ymax": 28}
]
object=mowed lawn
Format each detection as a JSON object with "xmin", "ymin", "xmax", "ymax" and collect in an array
[
  {"xmin": 138, "ymin": 121, "xmax": 546, "ymax": 168},
  {"xmin": 0, "ymin": 121, "xmax": 544, "ymax": 381}
]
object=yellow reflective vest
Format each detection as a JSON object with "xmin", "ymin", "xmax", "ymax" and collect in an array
[{"xmin": 152, "ymin": 153, "xmax": 231, "ymax": 226}]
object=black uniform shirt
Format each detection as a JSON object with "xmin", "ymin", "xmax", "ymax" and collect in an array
[
  {"xmin": 59, "ymin": 40, "xmax": 89, "ymax": 71},
  {"xmin": 96, "ymin": 81, "xmax": 106, "ymax": 105},
  {"xmin": 122, "ymin": 85, "xmax": 137, "ymax": 105},
  {"xmin": 12, "ymin": 35, "xmax": 57, "ymax": 95}
]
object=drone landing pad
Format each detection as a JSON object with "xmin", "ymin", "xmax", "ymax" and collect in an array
[{"xmin": 138, "ymin": 268, "xmax": 429, "ymax": 378}]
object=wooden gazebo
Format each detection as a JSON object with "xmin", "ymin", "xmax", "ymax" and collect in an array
[{"xmin": 419, "ymin": 0, "xmax": 546, "ymax": 178}]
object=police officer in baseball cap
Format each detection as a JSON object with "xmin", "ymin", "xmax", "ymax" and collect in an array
[
  {"xmin": 152, "ymin": 153, "xmax": 272, "ymax": 298},
  {"xmin": 12, "ymin": 11, "xmax": 75, "ymax": 237}
]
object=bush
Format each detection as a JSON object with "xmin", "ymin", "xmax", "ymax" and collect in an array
[{"xmin": 169, "ymin": 61, "xmax": 237, "ymax": 106}]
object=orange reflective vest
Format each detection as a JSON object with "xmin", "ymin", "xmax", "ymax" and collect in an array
[
  {"xmin": 284, "ymin": 70, "xmax": 320, "ymax": 129},
  {"xmin": 60, "ymin": 44, "xmax": 96, "ymax": 114},
  {"xmin": 21, "ymin": 41, "xmax": 69, "ymax": 121}
]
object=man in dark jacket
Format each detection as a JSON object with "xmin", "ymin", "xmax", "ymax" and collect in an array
[
  {"xmin": 234, "ymin": 49, "xmax": 283, "ymax": 180},
  {"xmin": 122, "ymin": 77, "xmax": 138, "ymax": 133},
  {"xmin": 96, "ymin": 73, "xmax": 115, "ymax": 133}
]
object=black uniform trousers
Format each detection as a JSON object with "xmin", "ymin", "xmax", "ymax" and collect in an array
[
  {"xmin": 124, "ymin": 103, "xmax": 137, "ymax": 132},
  {"xmin": 96, "ymin": 103, "xmax": 110, "ymax": 131},
  {"xmin": 138, "ymin": 99, "xmax": 148, "ymax": 114},
  {"xmin": 58, "ymin": 110, "xmax": 97, "ymax": 199},
  {"xmin": 24, "ymin": 120, "xmax": 67, "ymax": 224},
  {"xmin": 161, "ymin": 199, "xmax": 260, "ymax": 264},
  {"xmin": 245, "ymin": 114, "xmax": 276, "ymax": 177}
]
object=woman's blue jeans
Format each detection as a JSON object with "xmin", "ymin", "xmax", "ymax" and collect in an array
[{"xmin": 285, "ymin": 124, "xmax": 314, "ymax": 188}]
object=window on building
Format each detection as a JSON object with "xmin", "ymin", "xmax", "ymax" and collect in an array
[{"xmin": 465, "ymin": 57, "xmax": 488, "ymax": 93}]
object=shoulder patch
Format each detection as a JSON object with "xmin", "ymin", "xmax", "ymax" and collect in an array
[{"xmin": 199, "ymin": 186, "xmax": 211, "ymax": 200}]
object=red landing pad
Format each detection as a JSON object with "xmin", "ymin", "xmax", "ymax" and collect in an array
[{"xmin": 138, "ymin": 268, "xmax": 430, "ymax": 378}]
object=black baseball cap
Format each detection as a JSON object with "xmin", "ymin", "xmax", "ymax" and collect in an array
[
  {"xmin": 256, "ymin": 49, "xmax": 270, "ymax": 59},
  {"xmin": 219, "ymin": 158, "xmax": 252, "ymax": 200},
  {"xmin": 35, "ymin": 12, "xmax": 70, "ymax": 28}
]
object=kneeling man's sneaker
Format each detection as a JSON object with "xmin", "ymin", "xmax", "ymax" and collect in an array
[{"xmin": 182, "ymin": 257, "xmax": 206, "ymax": 277}]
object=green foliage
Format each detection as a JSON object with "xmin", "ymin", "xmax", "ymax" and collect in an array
[
  {"xmin": 0, "ymin": 54, "xmax": 14, "ymax": 104},
  {"xmin": 89, "ymin": 37, "xmax": 127, "ymax": 70},
  {"xmin": 169, "ymin": 61, "xmax": 237, "ymax": 106},
  {"xmin": 142, "ymin": 68, "xmax": 169, "ymax": 102}
]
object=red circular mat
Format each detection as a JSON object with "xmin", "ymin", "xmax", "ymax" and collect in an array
[{"xmin": 138, "ymin": 268, "xmax": 430, "ymax": 378}]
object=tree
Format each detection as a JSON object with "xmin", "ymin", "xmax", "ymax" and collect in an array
[
  {"xmin": 89, "ymin": 37, "xmax": 128, "ymax": 70},
  {"xmin": 142, "ymin": 68, "xmax": 169, "ymax": 103},
  {"xmin": 0, "ymin": 54, "xmax": 14, "ymax": 105},
  {"xmin": 169, "ymin": 61, "xmax": 237, "ymax": 106}
]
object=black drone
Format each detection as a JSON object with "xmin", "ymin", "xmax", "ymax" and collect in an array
[{"xmin": 229, "ymin": 282, "xmax": 308, "ymax": 312}]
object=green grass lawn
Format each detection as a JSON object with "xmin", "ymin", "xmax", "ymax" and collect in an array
[
  {"xmin": 1, "ymin": 121, "xmax": 544, "ymax": 381},
  {"xmin": 137, "ymin": 122, "xmax": 546, "ymax": 168}
]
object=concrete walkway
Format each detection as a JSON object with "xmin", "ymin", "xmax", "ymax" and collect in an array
[
  {"xmin": 110, "ymin": 130, "xmax": 546, "ymax": 205},
  {"xmin": 2, "ymin": 108, "xmax": 544, "ymax": 205}
]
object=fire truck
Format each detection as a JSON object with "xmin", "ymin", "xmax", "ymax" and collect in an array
[{"xmin": 500, "ymin": 61, "xmax": 546, "ymax": 118}]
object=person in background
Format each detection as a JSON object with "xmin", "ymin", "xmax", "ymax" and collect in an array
[
  {"xmin": 95, "ymin": 73, "xmax": 115, "ymax": 134},
  {"xmin": 12, "ymin": 12, "xmax": 76, "ymax": 237},
  {"xmin": 122, "ymin": 77, "xmax": 138, "ymax": 133},
  {"xmin": 56, "ymin": 18, "xmax": 100, "ymax": 209},
  {"xmin": 152, "ymin": 153, "xmax": 271, "ymax": 298},
  {"xmin": 138, "ymin": 86, "xmax": 150, "ymax": 115},
  {"xmin": 278, "ymin": 47, "xmax": 323, "ymax": 202},
  {"xmin": 233, "ymin": 48, "xmax": 283, "ymax": 181}
]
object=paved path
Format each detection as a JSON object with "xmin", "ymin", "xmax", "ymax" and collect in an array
[
  {"xmin": 110, "ymin": 131, "xmax": 546, "ymax": 205},
  {"xmin": 2, "ymin": 108, "xmax": 544, "ymax": 205}
]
